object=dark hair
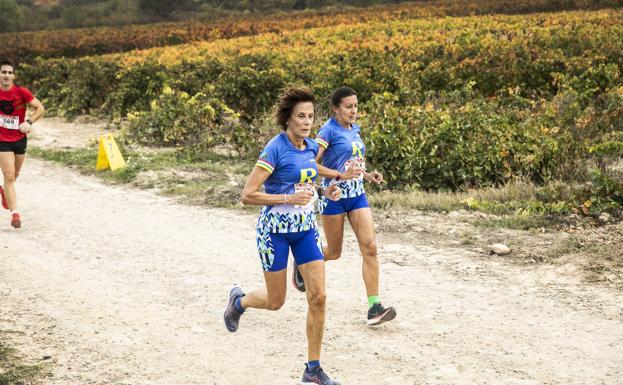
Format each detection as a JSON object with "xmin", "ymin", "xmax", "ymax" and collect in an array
[
  {"xmin": 274, "ymin": 85, "xmax": 315, "ymax": 130},
  {"xmin": 330, "ymin": 86, "xmax": 357, "ymax": 107},
  {"xmin": 0, "ymin": 60, "xmax": 15, "ymax": 71}
]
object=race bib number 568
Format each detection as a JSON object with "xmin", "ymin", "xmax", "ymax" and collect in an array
[{"xmin": 0, "ymin": 115, "xmax": 19, "ymax": 130}]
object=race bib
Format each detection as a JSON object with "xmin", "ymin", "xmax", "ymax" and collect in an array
[
  {"xmin": 345, "ymin": 157, "xmax": 366, "ymax": 180},
  {"xmin": 0, "ymin": 114, "xmax": 19, "ymax": 130},
  {"xmin": 294, "ymin": 183, "xmax": 317, "ymax": 208}
]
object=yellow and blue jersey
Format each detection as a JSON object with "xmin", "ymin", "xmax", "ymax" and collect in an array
[
  {"xmin": 255, "ymin": 132, "xmax": 319, "ymax": 233},
  {"xmin": 316, "ymin": 117, "xmax": 366, "ymax": 198}
]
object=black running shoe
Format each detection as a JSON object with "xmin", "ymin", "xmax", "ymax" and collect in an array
[
  {"xmin": 299, "ymin": 364, "xmax": 341, "ymax": 385},
  {"xmin": 224, "ymin": 286, "xmax": 244, "ymax": 332},
  {"xmin": 292, "ymin": 261, "xmax": 306, "ymax": 292},
  {"xmin": 367, "ymin": 302, "xmax": 396, "ymax": 326}
]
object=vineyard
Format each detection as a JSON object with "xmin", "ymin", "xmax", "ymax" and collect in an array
[
  {"xmin": 3, "ymin": 4, "xmax": 622, "ymax": 385},
  {"xmin": 16, "ymin": 3, "xmax": 623, "ymax": 215},
  {"xmin": 2, "ymin": 0, "xmax": 621, "ymax": 61}
]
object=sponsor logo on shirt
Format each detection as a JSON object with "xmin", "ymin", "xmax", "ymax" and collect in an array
[{"xmin": 352, "ymin": 141, "xmax": 364, "ymax": 158}]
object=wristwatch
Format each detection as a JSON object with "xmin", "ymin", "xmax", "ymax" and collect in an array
[{"xmin": 26, "ymin": 119, "xmax": 33, "ymax": 125}]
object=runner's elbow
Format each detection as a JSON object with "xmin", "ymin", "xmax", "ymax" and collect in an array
[
  {"xmin": 241, "ymin": 190, "xmax": 253, "ymax": 205},
  {"xmin": 241, "ymin": 184, "xmax": 263, "ymax": 205}
]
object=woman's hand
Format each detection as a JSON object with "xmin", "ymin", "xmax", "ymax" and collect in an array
[
  {"xmin": 365, "ymin": 170, "xmax": 384, "ymax": 184},
  {"xmin": 341, "ymin": 165, "xmax": 364, "ymax": 180},
  {"xmin": 286, "ymin": 191, "xmax": 314, "ymax": 206},
  {"xmin": 322, "ymin": 184, "xmax": 341, "ymax": 202}
]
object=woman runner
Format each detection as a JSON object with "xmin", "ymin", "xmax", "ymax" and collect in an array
[
  {"xmin": 224, "ymin": 86, "xmax": 342, "ymax": 385},
  {"xmin": 292, "ymin": 86, "xmax": 396, "ymax": 326}
]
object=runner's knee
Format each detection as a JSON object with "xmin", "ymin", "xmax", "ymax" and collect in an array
[
  {"xmin": 324, "ymin": 247, "xmax": 342, "ymax": 261},
  {"xmin": 361, "ymin": 240, "xmax": 378, "ymax": 259},
  {"xmin": 2, "ymin": 171, "xmax": 16, "ymax": 183},
  {"xmin": 307, "ymin": 290, "xmax": 326, "ymax": 309},
  {"xmin": 266, "ymin": 299, "xmax": 285, "ymax": 311}
]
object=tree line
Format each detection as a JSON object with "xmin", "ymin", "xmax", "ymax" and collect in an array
[{"xmin": 0, "ymin": 0, "xmax": 410, "ymax": 32}]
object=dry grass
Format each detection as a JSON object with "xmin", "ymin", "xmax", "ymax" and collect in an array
[
  {"xmin": 368, "ymin": 179, "xmax": 537, "ymax": 213},
  {"xmin": 0, "ymin": 342, "xmax": 44, "ymax": 385}
]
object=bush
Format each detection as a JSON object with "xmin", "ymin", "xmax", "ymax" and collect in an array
[
  {"xmin": 102, "ymin": 60, "xmax": 167, "ymax": 120},
  {"xmin": 214, "ymin": 53, "xmax": 292, "ymax": 122},
  {"xmin": 0, "ymin": 0, "xmax": 23, "ymax": 33},
  {"xmin": 127, "ymin": 86, "xmax": 239, "ymax": 150},
  {"xmin": 363, "ymin": 88, "xmax": 562, "ymax": 189},
  {"xmin": 19, "ymin": 58, "xmax": 119, "ymax": 117}
]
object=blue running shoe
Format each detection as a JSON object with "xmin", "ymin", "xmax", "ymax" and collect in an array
[
  {"xmin": 224, "ymin": 286, "xmax": 244, "ymax": 332},
  {"xmin": 299, "ymin": 364, "xmax": 341, "ymax": 385}
]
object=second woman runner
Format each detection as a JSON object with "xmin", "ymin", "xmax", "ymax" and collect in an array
[{"xmin": 293, "ymin": 86, "xmax": 396, "ymax": 326}]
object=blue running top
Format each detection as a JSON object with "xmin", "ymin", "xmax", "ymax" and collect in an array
[
  {"xmin": 315, "ymin": 117, "xmax": 365, "ymax": 198},
  {"xmin": 255, "ymin": 132, "xmax": 319, "ymax": 233}
]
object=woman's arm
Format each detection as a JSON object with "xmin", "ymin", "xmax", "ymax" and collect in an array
[
  {"xmin": 241, "ymin": 166, "xmax": 313, "ymax": 206},
  {"xmin": 315, "ymin": 145, "xmax": 363, "ymax": 181},
  {"xmin": 315, "ymin": 146, "xmax": 338, "ymax": 179},
  {"xmin": 241, "ymin": 166, "xmax": 283, "ymax": 206}
]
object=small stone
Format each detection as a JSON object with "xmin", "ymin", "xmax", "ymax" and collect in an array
[
  {"xmin": 488, "ymin": 243, "xmax": 511, "ymax": 255},
  {"xmin": 598, "ymin": 212, "xmax": 611, "ymax": 223}
]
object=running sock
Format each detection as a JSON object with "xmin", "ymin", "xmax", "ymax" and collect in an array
[
  {"xmin": 234, "ymin": 295, "xmax": 245, "ymax": 314},
  {"xmin": 367, "ymin": 295, "xmax": 380, "ymax": 308},
  {"xmin": 307, "ymin": 360, "xmax": 320, "ymax": 370}
]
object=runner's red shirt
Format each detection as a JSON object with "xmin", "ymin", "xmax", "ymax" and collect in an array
[{"xmin": 0, "ymin": 85, "xmax": 34, "ymax": 142}]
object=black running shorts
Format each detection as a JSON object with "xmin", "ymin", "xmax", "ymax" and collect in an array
[{"xmin": 0, "ymin": 137, "xmax": 27, "ymax": 155}]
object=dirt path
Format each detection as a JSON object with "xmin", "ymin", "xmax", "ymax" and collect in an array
[
  {"xmin": 26, "ymin": 117, "xmax": 111, "ymax": 150},
  {"xmin": 1, "ymin": 125, "xmax": 622, "ymax": 385}
]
